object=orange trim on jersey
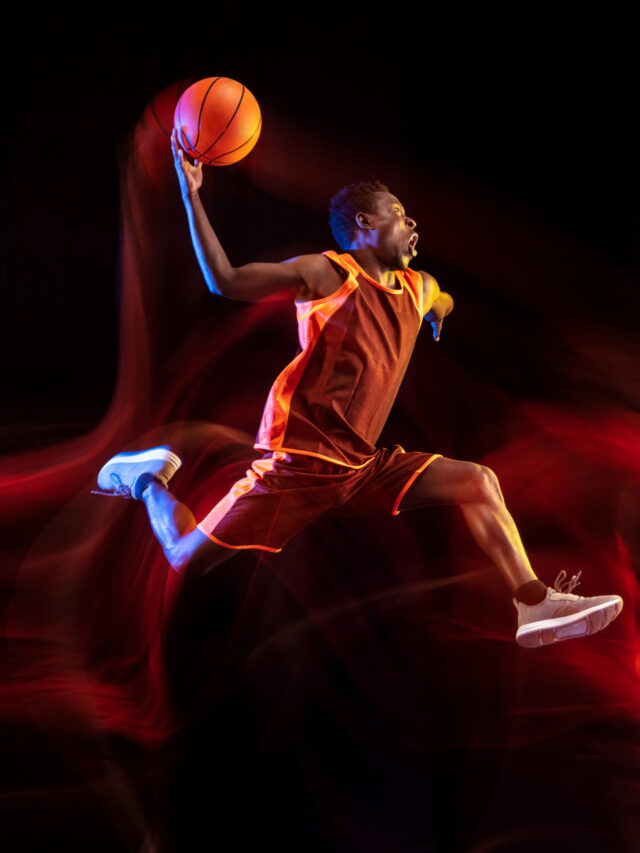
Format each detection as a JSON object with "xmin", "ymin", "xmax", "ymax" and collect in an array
[
  {"xmin": 253, "ymin": 444, "xmax": 377, "ymax": 470},
  {"xmin": 256, "ymin": 273, "xmax": 358, "ymax": 450},
  {"xmin": 326, "ymin": 251, "xmax": 424, "ymax": 317},
  {"xmin": 329, "ymin": 251, "xmax": 403, "ymax": 293},
  {"xmin": 391, "ymin": 453, "xmax": 443, "ymax": 515}
]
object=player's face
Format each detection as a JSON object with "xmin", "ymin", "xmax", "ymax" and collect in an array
[{"xmin": 369, "ymin": 193, "xmax": 418, "ymax": 270}]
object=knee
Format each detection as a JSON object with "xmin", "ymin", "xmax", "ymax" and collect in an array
[
  {"xmin": 162, "ymin": 529, "xmax": 204, "ymax": 574},
  {"xmin": 165, "ymin": 541, "xmax": 192, "ymax": 574},
  {"xmin": 468, "ymin": 464, "xmax": 502, "ymax": 504},
  {"xmin": 165, "ymin": 532, "xmax": 232, "ymax": 577}
]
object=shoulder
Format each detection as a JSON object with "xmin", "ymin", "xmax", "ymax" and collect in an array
[
  {"xmin": 418, "ymin": 270, "xmax": 439, "ymax": 293},
  {"xmin": 399, "ymin": 268, "xmax": 440, "ymax": 315}
]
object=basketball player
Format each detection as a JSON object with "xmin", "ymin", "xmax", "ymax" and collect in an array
[{"xmin": 96, "ymin": 130, "xmax": 623, "ymax": 647}]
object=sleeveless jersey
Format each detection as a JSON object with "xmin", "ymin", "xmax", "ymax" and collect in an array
[{"xmin": 255, "ymin": 251, "xmax": 425, "ymax": 468}]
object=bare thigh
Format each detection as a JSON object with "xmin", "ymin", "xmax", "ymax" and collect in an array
[{"xmin": 398, "ymin": 457, "xmax": 498, "ymax": 511}]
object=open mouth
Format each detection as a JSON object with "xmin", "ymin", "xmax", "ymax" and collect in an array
[{"xmin": 408, "ymin": 233, "xmax": 419, "ymax": 256}]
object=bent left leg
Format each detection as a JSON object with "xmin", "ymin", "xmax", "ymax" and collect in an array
[{"xmin": 399, "ymin": 457, "xmax": 537, "ymax": 592}]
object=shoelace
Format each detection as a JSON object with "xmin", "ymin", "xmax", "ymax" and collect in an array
[
  {"xmin": 90, "ymin": 472, "xmax": 132, "ymax": 499},
  {"xmin": 553, "ymin": 569, "xmax": 582, "ymax": 594}
]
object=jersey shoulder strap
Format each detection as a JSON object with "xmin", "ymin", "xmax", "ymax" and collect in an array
[
  {"xmin": 398, "ymin": 266, "xmax": 424, "ymax": 316},
  {"xmin": 322, "ymin": 250, "xmax": 361, "ymax": 279}
]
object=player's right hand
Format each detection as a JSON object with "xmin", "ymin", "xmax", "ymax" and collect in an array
[{"xmin": 171, "ymin": 128, "xmax": 203, "ymax": 198}]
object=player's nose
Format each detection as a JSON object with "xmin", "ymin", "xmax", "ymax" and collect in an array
[{"xmin": 405, "ymin": 216, "xmax": 417, "ymax": 229}]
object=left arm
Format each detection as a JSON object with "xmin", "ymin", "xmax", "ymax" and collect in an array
[{"xmin": 421, "ymin": 272, "xmax": 454, "ymax": 341}]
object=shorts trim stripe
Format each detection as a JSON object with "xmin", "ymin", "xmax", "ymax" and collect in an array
[
  {"xmin": 253, "ymin": 444, "xmax": 377, "ymax": 470},
  {"xmin": 391, "ymin": 454, "xmax": 443, "ymax": 515},
  {"xmin": 196, "ymin": 524, "xmax": 283, "ymax": 553}
]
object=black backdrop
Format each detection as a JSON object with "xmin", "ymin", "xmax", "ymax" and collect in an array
[
  {"xmin": 4, "ymin": 7, "xmax": 639, "ymax": 434},
  {"xmin": 2, "ymin": 5, "xmax": 639, "ymax": 852}
]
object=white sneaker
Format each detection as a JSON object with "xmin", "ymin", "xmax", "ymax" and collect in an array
[
  {"xmin": 515, "ymin": 571, "xmax": 623, "ymax": 648},
  {"xmin": 95, "ymin": 446, "xmax": 182, "ymax": 500}
]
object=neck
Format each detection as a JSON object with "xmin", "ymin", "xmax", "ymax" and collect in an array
[{"xmin": 348, "ymin": 248, "xmax": 398, "ymax": 288}]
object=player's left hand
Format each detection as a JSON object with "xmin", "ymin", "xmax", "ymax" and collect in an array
[
  {"xmin": 429, "ymin": 316, "xmax": 443, "ymax": 341},
  {"xmin": 424, "ymin": 292, "xmax": 453, "ymax": 341}
]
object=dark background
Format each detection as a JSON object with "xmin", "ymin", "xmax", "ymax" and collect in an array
[
  {"xmin": 2, "ymin": 5, "xmax": 639, "ymax": 852},
  {"xmin": 4, "ymin": 5, "xmax": 638, "ymax": 441}
]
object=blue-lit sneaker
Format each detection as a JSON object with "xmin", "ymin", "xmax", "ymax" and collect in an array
[
  {"xmin": 514, "ymin": 571, "xmax": 623, "ymax": 648},
  {"xmin": 94, "ymin": 446, "xmax": 182, "ymax": 500}
]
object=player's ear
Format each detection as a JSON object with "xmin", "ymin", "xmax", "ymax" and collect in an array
[{"xmin": 355, "ymin": 211, "xmax": 374, "ymax": 230}]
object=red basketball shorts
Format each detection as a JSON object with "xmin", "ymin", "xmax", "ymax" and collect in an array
[{"xmin": 196, "ymin": 446, "xmax": 442, "ymax": 553}]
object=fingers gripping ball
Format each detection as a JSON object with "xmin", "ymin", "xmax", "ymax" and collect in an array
[{"xmin": 174, "ymin": 77, "xmax": 262, "ymax": 166}]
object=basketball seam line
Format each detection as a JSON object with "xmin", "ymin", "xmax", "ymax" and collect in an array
[
  {"xmin": 212, "ymin": 115, "xmax": 262, "ymax": 163},
  {"xmin": 194, "ymin": 77, "xmax": 221, "ymax": 149},
  {"xmin": 197, "ymin": 86, "xmax": 246, "ymax": 159}
]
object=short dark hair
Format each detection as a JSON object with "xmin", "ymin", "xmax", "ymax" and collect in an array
[{"xmin": 328, "ymin": 181, "xmax": 390, "ymax": 250}]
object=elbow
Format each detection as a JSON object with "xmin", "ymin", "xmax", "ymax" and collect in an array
[
  {"xmin": 205, "ymin": 268, "xmax": 238, "ymax": 298},
  {"xmin": 204, "ymin": 272, "xmax": 231, "ymax": 298}
]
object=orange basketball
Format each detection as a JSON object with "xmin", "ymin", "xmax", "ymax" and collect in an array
[{"xmin": 173, "ymin": 77, "xmax": 262, "ymax": 166}]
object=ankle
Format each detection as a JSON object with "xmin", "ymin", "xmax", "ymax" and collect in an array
[
  {"xmin": 514, "ymin": 579, "xmax": 547, "ymax": 605},
  {"xmin": 136, "ymin": 474, "xmax": 166, "ymax": 501}
]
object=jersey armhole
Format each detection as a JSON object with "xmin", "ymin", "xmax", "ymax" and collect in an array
[{"xmin": 295, "ymin": 252, "xmax": 353, "ymax": 305}]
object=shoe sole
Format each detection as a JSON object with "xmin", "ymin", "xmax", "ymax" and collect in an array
[
  {"xmin": 100, "ymin": 447, "xmax": 182, "ymax": 468},
  {"xmin": 516, "ymin": 597, "xmax": 623, "ymax": 648}
]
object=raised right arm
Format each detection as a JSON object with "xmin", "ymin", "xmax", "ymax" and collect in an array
[{"xmin": 172, "ymin": 130, "xmax": 321, "ymax": 302}]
